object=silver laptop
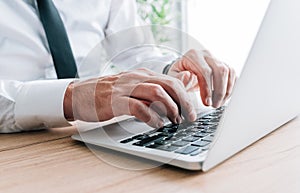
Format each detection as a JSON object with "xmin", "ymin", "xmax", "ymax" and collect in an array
[{"xmin": 72, "ymin": 0, "xmax": 300, "ymax": 171}]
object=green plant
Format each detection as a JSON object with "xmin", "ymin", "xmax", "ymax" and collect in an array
[
  {"xmin": 136, "ymin": 0, "xmax": 174, "ymax": 43},
  {"xmin": 137, "ymin": 0, "xmax": 172, "ymax": 25}
]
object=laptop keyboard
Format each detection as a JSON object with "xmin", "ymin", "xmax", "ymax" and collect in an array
[{"xmin": 120, "ymin": 106, "xmax": 225, "ymax": 156}]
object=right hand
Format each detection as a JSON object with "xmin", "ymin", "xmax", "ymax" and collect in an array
[{"xmin": 63, "ymin": 68, "xmax": 197, "ymax": 128}]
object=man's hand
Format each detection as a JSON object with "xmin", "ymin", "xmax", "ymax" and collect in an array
[
  {"xmin": 63, "ymin": 68, "xmax": 196, "ymax": 128},
  {"xmin": 168, "ymin": 49, "xmax": 237, "ymax": 108}
]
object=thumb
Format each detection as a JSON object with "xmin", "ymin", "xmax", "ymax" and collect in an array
[{"xmin": 170, "ymin": 71, "xmax": 199, "ymax": 92}]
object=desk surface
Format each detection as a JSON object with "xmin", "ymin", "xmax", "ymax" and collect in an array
[{"xmin": 1, "ymin": 117, "xmax": 300, "ymax": 193}]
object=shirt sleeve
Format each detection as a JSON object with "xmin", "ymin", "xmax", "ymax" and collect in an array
[
  {"xmin": 0, "ymin": 79, "xmax": 73, "ymax": 133},
  {"xmin": 104, "ymin": 0, "xmax": 178, "ymax": 74}
]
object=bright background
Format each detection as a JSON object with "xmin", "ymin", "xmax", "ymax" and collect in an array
[
  {"xmin": 185, "ymin": 0, "xmax": 270, "ymax": 74},
  {"xmin": 136, "ymin": 0, "xmax": 271, "ymax": 75}
]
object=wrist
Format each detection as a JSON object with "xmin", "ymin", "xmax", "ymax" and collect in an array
[
  {"xmin": 162, "ymin": 58, "xmax": 179, "ymax": 75},
  {"xmin": 63, "ymin": 82, "xmax": 74, "ymax": 121},
  {"xmin": 162, "ymin": 64, "xmax": 172, "ymax": 75}
]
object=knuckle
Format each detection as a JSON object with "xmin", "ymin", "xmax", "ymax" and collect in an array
[
  {"xmin": 185, "ymin": 104, "xmax": 194, "ymax": 115},
  {"xmin": 131, "ymin": 103, "xmax": 148, "ymax": 119},
  {"xmin": 137, "ymin": 67, "xmax": 148, "ymax": 71},
  {"xmin": 188, "ymin": 49, "xmax": 197, "ymax": 55},
  {"xmin": 215, "ymin": 90, "xmax": 226, "ymax": 99},
  {"xmin": 182, "ymin": 70, "xmax": 191, "ymax": 76},
  {"xmin": 130, "ymin": 102, "xmax": 140, "ymax": 113},
  {"xmin": 124, "ymin": 71, "xmax": 137, "ymax": 78},
  {"xmin": 118, "ymin": 72, "xmax": 127, "ymax": 79},
  {"xmin": 168, "ymin": 105, "xmax": 179, "ymax": 116},
  {"xmin": 150, "ymin": 85, "xmax": 164, "ymax": 98},
  {"xmin": 137, "ymin": 68, "xmax": 153, "ymax": 74},
  {"xmin": 125, "ymin": 71, "xmax": 148, "ymax": 81},
  {"xmin": 203, "ymin": 49, "xmax": 211, "ymax": 56},
  {"xmin": 203, "ymin": 67, "xmax": 212, "ymax": 77},
  {"xmin": 165, "ymin": 79, "xmax": 177, "ymax": 88},
  {"xmin": 218, "ymin": 65, "xmax": 229, "ymax": 76}
]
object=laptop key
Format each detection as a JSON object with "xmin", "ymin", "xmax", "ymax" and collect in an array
[
  {"xmin": 190, "ymin": 149, "xmax": 203, "ymax": 156},
  {"xmin": 145, "ymin": 143, "xmax": 161, "ymax": 149},
  {"xmin": 120, "ymin": 138, "xmax": 133, "ymax": 144},
  {"xmin": 157, "ymin": 145, "xmax": 178, "ymax": 152},
  {"xmin": 201, "ymin": 115, "xmax": 216, "ymax": 119},
  {"xmin": 157, "ymin": 124, "xmax": 179, "ymax": 133},
  {"xmin": 131, "ymin": 107, "xmax": 225, "ymax": 153},
  {"xmin": 193, "ymin": 132, "xmax": 209, "ymax": 138},
  {"xmin": 198, "ymin": 129, "xmax": 214, "ymax": 134},
  {"xmin": 195, "ymin": 125, "xmax": 210, "ymax": 130},
  {"xmin": 172, "ymin": 140, "xmax": 189, "ymax": 147},
  {"xmin": 184, "ymin": 130, "xmax": 197, "ymax": 135},
  {"xmin": 192, "ymin": 140, "xmax": 210, "ymax": 147},
  {"xmin": 174, "ymin": 132, "xmax": 189, "ymax": 138},
  {"xmin": 200, "ymin": 122, "xmax": 218, "ymax": 126},
  {"xmin": 182, "ymin": 136, "xmax": 200, "ymax": 142},
  {"xmin": 188, "ymin": 128, "xmax": 201, "ymax": 133},
  {"xmin": 154, "ymin": 139, "xmax": 170, "ymax": 146},
  {"xmin": 202, "ymin": 135, "xmax": 215, "ymax": 142},
  {"xmin": 133, "ymin": 134, "xmax": 163, "ymax": 146},
  {"xmin": 164, "ymin": 134, "xmax": 174, "ymax": 140},
  {"xmin": 135, "ymin": 134, "xmax": 149, "ymax": 140},
  {"xmin": 154, "ymin": 135, "xmax": 176, "ymax": 145},
  {"xmin": 175, "ymin": 146, "xmax": 199, "ymax": 155}
]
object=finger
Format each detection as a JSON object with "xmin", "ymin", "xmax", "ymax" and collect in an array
[
  {"xmin": 174, "ymin": 71, "xmax": 199, "ymax": 92},
  {"xmin": 186, "ymin": 73, "xmax": 199, "ymax": 92},
  {"xmin": 174, "ymin": 71, "xmax": 192, "ymax": 87},
  {"xmin": 181, "ymin": 54, "xmax": 213, "ymax": 106},
  {"xmin": 117, "ymin": 97, "xmax": 164, "ymax": 128},
  {"xmin": 223, "ymin": 66, "xmax": 237, "ymax": 102},
  {"xmin": 146, "ymin": 76, "xmax": 197, "ymax": 122},
  {"xmin": 130, "ymin": 83, "xmax": 182, "ymax": 124},
  {"xmin": 205, "ymin": 57, "xmax": 229, "ymax": 108}
]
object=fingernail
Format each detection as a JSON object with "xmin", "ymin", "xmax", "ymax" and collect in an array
[
  {"xmin": 176, "ymin": 116, "xmax": 182, "ymax": 124},
  {"xmin": 157, "ymin": 120, "xmax": 164, "ymax": 128},
  {"xmin": 189, "ymin": 110, "xmax": 197, "ymax": 121},
  {"xmin": 215, "ymin": 101, "xmax": 221, "ymax": 108},
  {"xmin": 206, "ymin": 97, "xmax": 212, "ymax": 106}
]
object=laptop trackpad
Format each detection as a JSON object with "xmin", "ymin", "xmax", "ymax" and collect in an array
[{"xmin": 78, "ymin": 118, "xmax": 154, "ymax": 144}]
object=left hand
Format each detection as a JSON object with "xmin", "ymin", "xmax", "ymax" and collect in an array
[{"xmin": 167, "ymin": 49, "xmax": 237, "ymax": 108}]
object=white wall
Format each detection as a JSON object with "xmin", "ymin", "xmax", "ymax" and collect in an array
[{"xmin": 186, "ymin": 0, "xmax": 270, "ymax": 75}]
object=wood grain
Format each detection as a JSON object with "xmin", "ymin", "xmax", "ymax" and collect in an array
[
  {"xmin": 0, "ymin": 117, "xmax": 300, "ymax": 193},
  {"xmin": 0, "ymin": 126, "xmax": 76, "ymax": 152}
]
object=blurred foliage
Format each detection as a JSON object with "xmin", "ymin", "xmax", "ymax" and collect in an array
[
  {"xmin": 136, "ymin": 0, "xmax": 172, "ymax": 25},
  {"xmin": 136, "ymin": 0, "xmax": 175, "ymax": 43}
]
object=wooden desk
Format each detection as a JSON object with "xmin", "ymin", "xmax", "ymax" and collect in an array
[{"xmin": 1, "ymin": 117, "xmax": 300, "ymax": 193}]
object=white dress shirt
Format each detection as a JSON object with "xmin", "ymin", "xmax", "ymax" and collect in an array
[{"xmin": 0, "ymin": 0, "xmax": 176, "ymax": 133}]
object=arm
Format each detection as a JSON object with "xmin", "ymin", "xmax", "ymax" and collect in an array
[
  {"xmin": 62, "ymin": 68, "xmax": 196, "ymax": 128},
  {"xmin": 103, "ymin": 0, "xmax": 237, "ymax": 108},
  {"xmin": 62, "ymin": 0, "xmax": 236, "ymax": 128}
]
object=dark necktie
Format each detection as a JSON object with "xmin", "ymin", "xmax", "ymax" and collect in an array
[{"xmin": 36, "ymin": 0, "xmax": 78, "ymax": 79}]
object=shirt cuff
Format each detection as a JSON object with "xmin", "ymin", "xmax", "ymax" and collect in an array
[
  {"xmin": 14, "ymin": 79, "xmax": 74, "ymax": 130},
  {"xmin": 147, "ymin": 54, "xmax": 178, "ymax": 74}
]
